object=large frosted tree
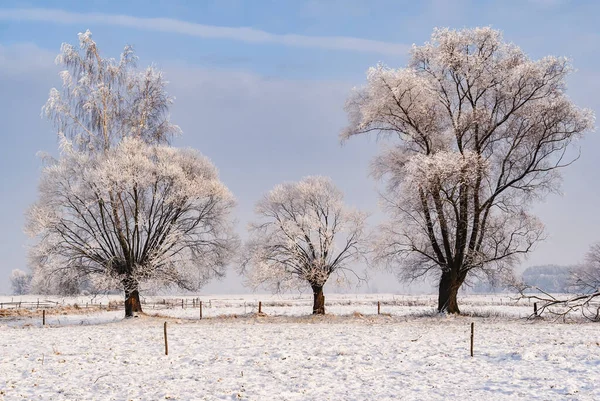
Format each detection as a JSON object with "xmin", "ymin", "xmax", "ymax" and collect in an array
[
  {"xmin": 28, "ymin": 138, "xmax": 238, "ymax": 317},
  {"xmin": 241, "ymin": 176, "xmax": 368, "ymax": 314},
  {"xmin": 28, "ymin": 31, "xmax": 238, "ymax": 317},
  {"xmin": 342, "ymin": 27, "xmax": 594, "ymax": 313}
]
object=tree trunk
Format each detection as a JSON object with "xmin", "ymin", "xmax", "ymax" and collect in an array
[
  {"xmin": 123, "ymin": 278, "xmax": 143, "ymax": 318},
  {"xmin": 312, "ymin": 285, "xmax": 325, "ymax": 315},
  {"xmin": 438, "ymin": 270, "xmax": 461, "ymax": 314}
]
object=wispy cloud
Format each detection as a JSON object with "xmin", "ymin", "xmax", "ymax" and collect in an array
[
  {"xmin": 527, "ymin": 0, "xmax": 569, "ymax": 7},
  {"xmin": 0, "ymin": 8, "xmax": 409, "ymax": 56}
]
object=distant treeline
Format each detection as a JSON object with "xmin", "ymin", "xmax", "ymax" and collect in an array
[{"xmin": 472, "ymin": 265, "xmax": 575, "ymax": 294}]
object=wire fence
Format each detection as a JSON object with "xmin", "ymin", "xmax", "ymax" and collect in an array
[{"xmin": 0, "ymin": 294, "xmax": 536, "ymax": 319}]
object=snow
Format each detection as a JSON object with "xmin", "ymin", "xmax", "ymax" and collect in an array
[{"xmin": 1, "ymin": 294, "xmax": 599, "ymax": 400}]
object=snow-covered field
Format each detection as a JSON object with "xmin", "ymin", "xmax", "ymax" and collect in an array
[{"xmin": 1, "ymin": 294, "xmax": 599, "ymax": 400}]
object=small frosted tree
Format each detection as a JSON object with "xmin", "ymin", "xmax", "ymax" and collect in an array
[
  {"xmin": 342, "ymin": 27, "xmax": 594, "ymax": 313},
  {"xmin": 28, "ymin": 137, "xmax": 238, "ymax": 316},
  {"xmin": 241, "ymin": 176, "xmax": 368, "ymax": 314},
  {"xmin": 10, "ymin": 269, "xmax": 32, "ymax": 295}
]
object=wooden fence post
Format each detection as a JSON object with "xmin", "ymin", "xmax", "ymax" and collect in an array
[
  {"xmin": 258, "ymin": 301, "xmax": 262, "ymax": 314},
  {"xmin": 42, "ymin": 310, "xmax": 46, "ymax": 326},
  {"xmin": 164, "ymin": 322, "xmax": 168, "ymax": 356},
  {"xmin": 534, "ymin": 302, "xmax": 538, "ymax": 316},
  {"xmin": 377, "ymin": 301, "xmax": 381, "ymax": 315},
  {"xmin": 182, "ymin": 299, "xmax": 184, "ymax": 309},
  {"xmin": 199, "ymin": 301, "xmax": 203, "ymax": 320},
  {"xmin": 470, "ymin": 322, "xmax": 474, "ymax": 357}
]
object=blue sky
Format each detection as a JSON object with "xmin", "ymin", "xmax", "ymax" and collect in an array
[{"xmin": 0, "ymin": 0, "xmax": 598, "ymax": 294}]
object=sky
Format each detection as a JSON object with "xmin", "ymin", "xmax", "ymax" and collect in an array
[{"xmin": 0, "ymin": 0, "xmax": 598, "ymax": 295}]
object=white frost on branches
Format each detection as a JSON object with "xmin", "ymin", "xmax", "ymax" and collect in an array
[
  {"xmin": 241, "ymin": 176, "xmax": 369, "ymax": 293},
  {"xmin": 27, "ymin": 137, "xmax": 238, "ymax": 295},
  {"xmin": 342, "ymin": 27, "xmax": 594, "ymax": 311},
  {"xmin": 42, "ymin": 29, "xmax": 180, "ymax": 153},
  {"xmin": 569, "ymin": 243, "xmax": 600, "ymax": 294},
  {"xmin": 515, "ymin": 243, "xmax": 600, "ymax": 321},
  {"xmin": 28, "ymin": 30, "xmax": 234, "ymax": 301}
]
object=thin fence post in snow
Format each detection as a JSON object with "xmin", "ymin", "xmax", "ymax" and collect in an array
[
  {"xmin": 164, "ymin": 322, "xmax": 168, "ymax": 356},
  {"xmin": 42, "ymin": 309, "xmax": 46, "ymax": 326},
  {"xmin": 258, "ymin": 301, "xmax": 262, "ymax": 314},
  {"xmin": 37, "ymin": 299, "xmax": 39, "ymax": 309},
  {"xmin": 378, "ymin": 301, "xmax": 381, "ymax": 315},
  {"xmin": 199, "ymin": 301, "xmax": 203, "ymax": 320},
  {"xmin": 534, "ymin": 302, "xmax": 538, "ymax": 317},
  {"xmin": 182, "ymin": 299, "xmax": 184, "ymax": 309},
  {"xmin": 470, "ymin": 322, "xmax": 474, "ymax": 357}
]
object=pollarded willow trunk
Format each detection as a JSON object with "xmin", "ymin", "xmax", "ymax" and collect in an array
[
  {"xmin": 123, "ymin": 277, "xmax": 143, "ymax": 318},
  {"xmin": 437, "ymin": 270, "xmax": 463, "ymax": 314},
  {"xmin": 312, "ymin": 285, "xmax": 325, "ymax": 315}
]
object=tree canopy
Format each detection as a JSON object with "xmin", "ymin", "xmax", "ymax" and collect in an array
[{"xmin": 342, "ymin": 27, "xmax": 594, "ymax": 313}]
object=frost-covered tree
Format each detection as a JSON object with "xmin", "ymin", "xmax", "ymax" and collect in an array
[
  {"xmin": 569, "ymin": 243, "xmax": 600, "ymax": 294},
  {"xmin": 241, "ymin": 176, "xmax": 368, "ymax": 314},
  {"xmin": 43, "ymin": 29, "xmax": 180, "ymax": 154},
  {"xmin": 342, "ymin": 27, "xmax": 594, "ymax": 313},
  {"xmin": 517, "ymin": 243, "xmax": 600, "ymax": 320},
  {"xmin": 10, "ymin": 269, "xmax": 32, "ymax": 295},
  {"xmin": 29, "ymin": 31, "xmax": 237, "ymax": 317},
  {"xmin": 28, "ymin": 137, "xmax": 238, "ymax": 316}
]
